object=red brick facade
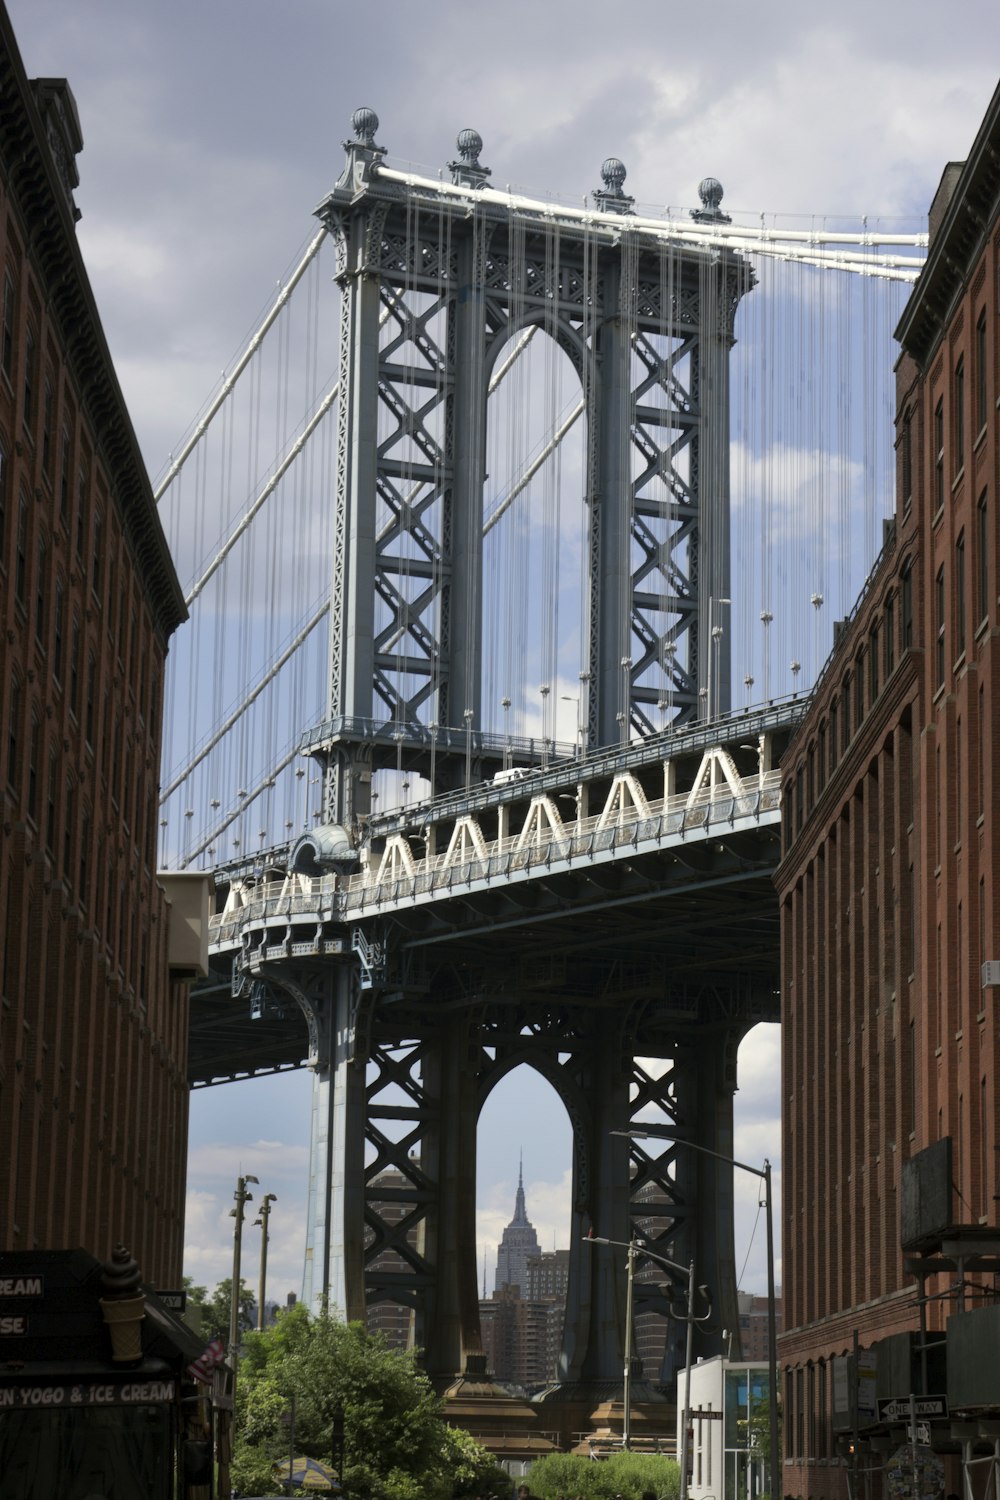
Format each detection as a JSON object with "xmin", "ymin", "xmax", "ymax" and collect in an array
[
  {"xmin": 0, "ymin": 13, "xmax": 188, "ymax": 1285},
  {"xmin": 775, "ymin": 88, "xmax": 1000, "ymax": 1500}
]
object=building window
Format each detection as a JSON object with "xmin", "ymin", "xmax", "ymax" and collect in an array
[
  {"xmin": 41, "ymin": 378, "xmax": 53, "ymax": 476},
  {"xmin": 956, "ymin": 717, "xmax": 963, "ymax": 842},
  {"xmin": 977, "ymin": 490, "xmax": 989, "ymax": 625},
  {"xmin": 854, "ymin": 655, "xmax": 865, "ymax": 725},
  {"xmin": 22, "ymin": 326, "xmax": 35, "ymax": 429},
  {"xmin": 954, "ymin": 358, "xmax": 965, "ymax": 474},
  {"xmin": 34, "ymin": 534, "xmax": 46, "ymax": 643},
  {"xmin": 869, "ymin": 624, "xmax": 879, "ymax": 700},
  {"xmin": 53, "ymin": 580, "xmax": 64, "ymax": 681},
  {"xmin": 69, "ymin": 618, "xmax": 80, "ymax": 718},
  {"xmin": 84, "ymin": 653, "xmax": 96, "ymax": 748},
  {"xmin": 91, "ymin": 510, "xmax": 103, "ymax": 597},
  {"xmin": 63, "ymin": 779, "xmax": 74, "ymax": 880},
  {"xmin": 829, "ymin": 698, "xmax": 838, "ymax": 770},
  {"xmin": 1, "ymin": 271, "xmax": 14, "ymax": 381},
  {"xmin": 818, "ymin": 722, "xmax": 827, "ymax": 790},
  {"xmin": 885, "ymin": 593, "xmax": 895, "ymax": 676},
  {"xmin": 7, "ymin": 674, "xmax": 20, "ymax": 788},
  {"xmin": 935, "ymin": 566, "xmax": 946, "ymax": 687},
  {"xmin": 46, "ymin": 750, "xmax": 57, "ymax": 852},
  {"xmin": 901, "ymin": 560, "xmax": 913, "ymax": 647},
  {"xmin": 908, "ymin": 1020, "xmax": 916, "ymax": 1135},
  {"xmin": 27, "ymin": 711, "xmax": 39, "ymax": 823},
  {"xmin": 59, "ymin": 427, "xmax": 70, "ymax": 521},
  {"xmin": 79, "ymin": 807, "xmax": 90, "ymax": 905},
  {"xmin": 976, "ymin": 310, "xmax": 988, "ymax": 434},
  {"xmin": 956, "ymin": 531, "xmax": 966, "ymax": 658},
  {"xmin": 901, "ymin": 406, "xmax": 913, "ymax": 509},
  {"xmin": 934, "ymin": 397, "xmax": 945, "ymax": 510},
  {"xmin": 76, "ymin": 469, "xmax": 87, "ymax": 561},
  {"xmin": 14, "ymin": 489, "xmax": 27, "ymax": 605}
]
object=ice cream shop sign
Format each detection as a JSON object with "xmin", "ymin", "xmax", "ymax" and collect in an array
[{"xmin": 0, "ymin": 1247, "xmax": 219, "ymax": 1500}]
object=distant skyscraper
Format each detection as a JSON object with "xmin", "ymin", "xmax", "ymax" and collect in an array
[{"xmin": 493, "ymin": 1160, "xmax": 541, "ymax": 1293}]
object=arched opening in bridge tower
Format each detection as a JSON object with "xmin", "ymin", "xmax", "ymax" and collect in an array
[
  {"xmin": 476, "ymin": 1063, "xmax": 573, "ymax": 1391},
  {"xmin": 481, "ymin": 327, "xmax": 586, "ymax": 755}
]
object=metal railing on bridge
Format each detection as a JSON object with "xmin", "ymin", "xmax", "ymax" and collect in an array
[{"xmin": 210, "ymin": 759, "xmax": 783, "ymax": 952}]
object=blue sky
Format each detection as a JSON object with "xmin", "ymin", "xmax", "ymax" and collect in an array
[{"xmin": 9, "ymin": 0, "xmax": 1000, "ymax": 1305}]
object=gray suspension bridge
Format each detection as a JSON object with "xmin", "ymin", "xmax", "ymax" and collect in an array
[{"xmin": 163, "ymin": 109, "xmax": 924, "ymax": 1413}]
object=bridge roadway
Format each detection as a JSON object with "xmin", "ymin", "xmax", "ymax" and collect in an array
[{"xmin": 191, "ymin": 697, "xmax": 805, "ymax": 1086}]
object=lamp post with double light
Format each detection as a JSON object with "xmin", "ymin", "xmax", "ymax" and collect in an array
[
  {"xmin": 254, "ymin": 1191, "xmax": 277, "ymax": 1332},
  {"xmin": 622, "ymin": 1129, "xmax": 780, "ymax": 1500},
  {"xmin": 583, "ymin": 1231, "xmax": 710, "ymax": 1488}
]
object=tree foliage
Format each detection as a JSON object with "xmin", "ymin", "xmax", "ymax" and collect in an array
[
  {"xmin": 527, "ymin": 1450, "xmax": 680, "ymax": 1499},
  {"xmin": 196, "ymin": 1276, "xmax": 255, "ymax": 1341},
  {"xmin": 230, "ymin": 1304, "xmax": 505, "ymax": 1500}
]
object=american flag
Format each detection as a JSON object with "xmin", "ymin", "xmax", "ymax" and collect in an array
[{"xmin": 186, "ymin": 1335, "xmax": 226, "ymax": 1384}]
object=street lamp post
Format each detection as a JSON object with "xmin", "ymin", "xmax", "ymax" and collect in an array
[
  {"xmin": 463, "ymin": 708, "xmax": 474, "ymax": 791},
  {"xmin": 254, "ymin": 1192, "xmax": 277, "ymax": 1332},
  {"xmin": 584, "ymin": 1232, "xmax": 709, "ymax": 1487},
  {"xmin": 560, "ymin": 694, "xmax": 581, "ymax": 758},
  {"xmin": 707, "ymin": 596, "xmax": 731, "ymax": 721},
  {"xmin": 625, "ymin": 1129, "xmax": 781, "ymax": 1500}
]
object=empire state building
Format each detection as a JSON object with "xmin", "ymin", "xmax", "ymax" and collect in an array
[{"xmin": 493, "ymin": 1161, "xmax": 541, "ymax": 1293}]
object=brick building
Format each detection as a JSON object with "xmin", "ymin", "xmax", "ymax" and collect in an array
[
  {"xmin": 776, "ymin": 84, "xmax": 1000, "ymax": 1499},
  {"xmin": 480, "ymin": 1283, "xmax": 557, "ymax": 1390},
  {"xmin": 736, "ymin": 1290, "xmax": 783, "ymax": 1365},
  {"xmin": 0, "ymin": 7, "xmax": 193, "ymax": 1286}
]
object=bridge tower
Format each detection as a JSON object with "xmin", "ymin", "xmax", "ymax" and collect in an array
[
  {"xmin": 256, "ymin": 112, "xmax": 762, "ymax": 1414},
  {"xmin": 314, "ymin": 109, "xmax": 749, "ymax": 827}
]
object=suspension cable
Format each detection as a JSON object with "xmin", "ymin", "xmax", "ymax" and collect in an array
[{"xmin": 154, "ymin": 226, "xmax": 328, "ymax": 501}]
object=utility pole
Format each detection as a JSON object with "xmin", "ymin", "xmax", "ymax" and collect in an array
[
  {"xmin": 229, "ymin": 1173, "xmax": 258, "ymax": 1385},
  {"xmin": 254, "ymin": 1192, "xmax": 277, "ymax": 1331}
]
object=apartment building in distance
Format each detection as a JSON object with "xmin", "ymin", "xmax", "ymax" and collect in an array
[
  {"xmin": 776, "ymin": 81, "xmax": 1000, "ymax": 1500},
  {"xmin": 0, "ymin": 4, "xmax": 196, "ymax": 1286}
]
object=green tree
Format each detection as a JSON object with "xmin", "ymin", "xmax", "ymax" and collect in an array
[
  {"xmin": 231, "ymin": 1303, "xmax": 501, "ymax": 1500},
  {"xmin": 200, "ymin": 1276, "xmax": 254, "ymax": 1342}
]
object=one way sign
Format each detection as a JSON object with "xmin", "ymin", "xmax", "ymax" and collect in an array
[{"xmin": 877, "ymin": 1396, "xmax": 948, "ymax": 1423}]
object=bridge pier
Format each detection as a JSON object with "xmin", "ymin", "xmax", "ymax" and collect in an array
[
  {"xmin": 419, "ymin": 1012, "xmax": 483, "ymax": 1383},
  {"xmin": 297, "ymin": 968, "xmax": 366, "ymax": 1321}
]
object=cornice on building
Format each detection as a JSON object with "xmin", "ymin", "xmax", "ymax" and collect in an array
[
  {"xmin": 0, "ymin": 5, "xmax": 186, "ymax": 641},
  {"xmin": 895, "ymin": 78, "xmax": 1000, "ymax": 369}
]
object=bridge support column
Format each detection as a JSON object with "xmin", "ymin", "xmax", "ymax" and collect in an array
[
  {"xmin": 301, "ymin": 969, "xmax": 366, "ymax": 1320},
  {"xmin": 419, "ymin": 1014, "xmax": 482, "ymax": 1384},
  {"xmin": 556, "ymin": 1011, "xmax": 632, "ymax": 1394}
]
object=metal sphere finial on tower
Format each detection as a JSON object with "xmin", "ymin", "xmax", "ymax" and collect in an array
[
  {"xmin": 601, "ymin": 157, "xmax": 627, "ymax": 193},
  {"xmin": 351, "ymin": 107, "xmax": 380, "ymax": 147},
  {"xmin": 593, "ymin": 155, "xmax": 634, "ymax": 214},
  {"xmin": 449, "ymin": 127, "xmax": 490, "ymax": 188},
  {"xmin": 456, "ymin": 128, "xmax": 484, "ymax": 166},
  {"xmin": 691, "ymin": 175, "xmax": 732, "ymax": 224}
]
